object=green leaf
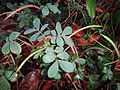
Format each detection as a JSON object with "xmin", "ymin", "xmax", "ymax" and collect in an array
[
  {"xmin": 0, "ymin": 69, "xmax": 4, "ymax": 75},
  {"xmin": 51, "ymin": 37, "xmax": 56, "ymax": 44},
  {"xmin": 33, "ymin": 18, "xmax": 40, "ymax": 30},
  {"xmin": 59, "ymin": 60, "xmax": 74, "ymax": 72},
  {"xmin": 62, "ymin": 26, "xmax": 72, "ymax": 35},
  {"xmin": 43, "ymin": 53, "xmax": 56, "ymax": 63},
  {"xmin": 86, "ymin": 0, "xmax": 96, "ymax": 19},
  {"xmin": 55, "ymin": 46, "xmax": 64, "ymax": 53},
  {"xmin": 62, "ymin": 36, "xmax": 74, "ymax": 46},
  {"xmin": 56, "ymin": 36, "xmax": 64, "ymax": 46},
  {"xmin": 10, "ymin": 41, "xmax": 21, "ymax": 54},
  {"xmin": 33, "ymin": 52, "xmax": 43, "ymax": 59},
  {"xmin": 57, "ymin": 52, "xmax": 70, "ymax": 60},
  {"xmin": 37, "ymin": 35, "xmax": 44, "ymax": 41},
  {"xmin": 19, "ymin": 20, "xmax": 25, "ymax": 28},
  {"xmin": 48, "ymin": 4, "xmax": 59, "ymax": 14},
  {"xmin": 30, "ymin": 32, "xmax": 40, "ymax": 41},
  {"xmin": 6, "ymin": 37, "xmax": 9, "ymax": 42},
  {"xmin": 51, "ymin": 30, "xmax": 56, "ymax": 36},
  {"xmin": 75, "ymin": 58, "xmax": 86, "ymax": 65},
  {"xmin": 54, "ymin": 73, "xmax": 61, "ymax": 80},
  {"xmin": 48, "ymin": 61, "xmax": 59, "ymax": 78},
  {"xmin": 9, "ymin": 32, "xmax": 20, "ymax": 41},
  {"xmin": 0, "ymin": 76, "xmax": 11, "ymax": 90},
  {"xmin": 56, "ymin": 22, "xmax": 62, "ymax": 35},
  {"xmin": 101, "ymin": 34, "xmax": 120, "ymax": 57},
  {"xmin": 44, "ymin": 31, "xmax": 50, "ymax": 35},
  {"xmin": 6, "ymin": 3, "xmax": 17, "ymax": 11},
  {"xmin": 40, "ymin": 24, "xmax": 49, "ymax": 31},
  {"xmin": 2, "ymin": 42, "xmax": 10, "ymax": 55},
  {"xmin": 42, "ymin": 6, "xmax": 49, "ymax": 16},
  {"xmin": 113, "ymin": 10, "xmax": 120, "ymax": 24},
  {"xmin": 45, "ymin": 47, "xmax": 54, "ymax": 54},
  {"xmin": 47, "ymin": 3, "xmax": 61, "ymax": 14},
  {"xmin": 102, "ymin": 71, "xmax": 113, "ymax": 80},
  {"xmin": 102, "ymin": 13, "xmax": 110, "ymax": 22},
  {"xmin": 24, "ymin": 29, "xmax": 37, "ymax": 34},
  {"xmin": 5, "ymin": 71, "xmax": 17, "ymax": 82}
]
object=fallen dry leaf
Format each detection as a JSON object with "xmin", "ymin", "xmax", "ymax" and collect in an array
[
  {"xmin": 72, "ymin": 25, "xmax": 85, "ymax": 37},
  {"xmin": 89, "ymin": 34, "xmax": 101, "ymax": 43},
  {"xmin": 18, "ymin": 69, "xmax": 41, "ymax": 90},
  {"xmin": 41, "ymin": 80, "xmax": 56, "ymax": 90},
  {"xmin": 76, "ymin": 34, "xmax": 100, "ymax": 45}
]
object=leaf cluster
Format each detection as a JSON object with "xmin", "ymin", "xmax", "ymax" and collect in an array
[{"xmin": 2, "ymin": 32, "xmax": 21, "ymax": 55}]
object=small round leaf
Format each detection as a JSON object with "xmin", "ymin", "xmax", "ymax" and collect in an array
[
  {"xmin": 56, "ymin": 22, "xmax": 62, "ymax": 35},
  {"xmin": 45, "ymin": 47, "xmax": 54, "ymax": 54},
  {"xmin": 62, "ymin": 26, "xmax": 72, "ymax": 35},
  {"xmin": 62, "ymin": 36, "xmax": 74, "ymax": 46},
  {"xmin": 75, "ymin": 58, "xmax": 86, "ymax": 65},
  {"xmin": 43, "ymin": 53, "xmax": 56, "ymax": 63},
  {"xmin": 44, "ymin": 31, "xmax": 50, "ymax": 35},
  {"xmin": 42, "ymin": 6, "xmax": 49, "ymax": 16},
  {"xmin": 40, "ymin": 24, "xmax": 49, "ymax": 31},
  {"xmin": 59, "ymin": 60, "xmax": 74, "ymax": 72},
  {"xmin": 47, "ymin": 4, "xmax": 60, "ymax": 14},
  {"xmin": 54, "ymin": 73, "xmax": 61, "ymax": 80},
  {"xmin": 9, "ymin": 32, "xmax": 20, "ymax": 41},
  {"xmin": 56, "ymin": 36, "xmax": 64, "ymax": 46},
  {"xmin": 24, "ymin": 29, "xmax": 37, "ymax": 34},
  {"xmin": 33, "ymin": 18, "xmax": 40, "ymax": 30},
  {"xmin": 10, "ymin": 41, "xmax": 22, "ymax": 54},
  {"xmin": 51, "ymin": 30, "xmax": 56, "ymax": 36},
  {"xmin": 2, "ymin": 42, "xmax": 10, "ymax": 54},
  {"xmin": 57, "ymin": 52, "xmax": 70, "ymax": 60},
  {"xmin": 51, "ymin": 37, "xmax": 56, "ymax": 44},
  {"xmin": 30, "ymin": 32, "xmax": 40, "ymax": 41},
  {"xmin": 37, "ymin": 35, "xmax": 44, "ymax": 41},
  {"xmin": 55, "ymin": 46, "xmax": 64, "ymax": 53}
]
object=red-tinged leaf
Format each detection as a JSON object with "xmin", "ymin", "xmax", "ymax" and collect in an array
[
  {"xmin": 41, "ymin": 80, "xmax": 56, "ymax": 90},
  {"xmin": 23, "ymin": 52, "xmax": 30, "ymax": 57},
  {"xmin": 88, "ymin": 34, "xmax": 100, "ymax": 43},
  {"xmin": 72, "ymin": 29, "xmax": 85, "ymax": 37},
  {"xmin": 18, "ymin": 69, "xmax": 41, "ymax": 90},
  {"xmin": 76, "ymin": 26, "xmax": 82, "ymax": 29},
  {"xmin": 22, "ymin": 47, "xmax": 31, "ymax": 57},
  {"xmin": 96, "ymin": 8, "xmax": 104, "ymax": 13},
  {"xmin": 72, "ymin": 26, "xmax": 85, "ymax": 37},
  {"xmin": 76, "ymin": 34, "xmax": 100, "ymax": 45},
  {"xmin": 76, "ymin": 37, "xmax": 90, "ymax": 45},
  {"xmin": 7, "ymin": 30, "xmax": 14, "ymax": 32},
  {"xmin": 115, "ymin": 61, "xmax": 120, "ymax": 69}
]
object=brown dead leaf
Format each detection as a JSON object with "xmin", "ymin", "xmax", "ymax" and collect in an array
[
  {"xmin": 41, "ymin": 80, "xmax": 56, "ymax": 90},
  {"xmin": 18, "ymin": 69, "xmax": 41, "ymax": 90}
]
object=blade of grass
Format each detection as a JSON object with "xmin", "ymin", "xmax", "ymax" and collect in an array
[{"xmin": 101, "ymin": 34, "xmax": 120, "ymax": 57}]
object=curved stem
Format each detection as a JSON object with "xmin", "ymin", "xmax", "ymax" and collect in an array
[
  {"xmin": 68, "ymin": 25, "xmax": 102, "ymax": 38},
  {"xmin": 104, "ymin": 59, "xmax": 120, "ymax": 66},
  {"xmin": 16, "ymin": 47, "xmax": 45, "ymax": 73}
]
